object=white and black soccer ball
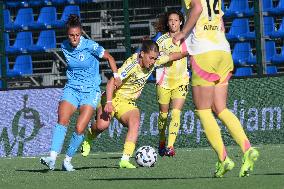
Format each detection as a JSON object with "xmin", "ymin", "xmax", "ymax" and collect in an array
[{"xmin": 135, "ymin": 146, "xmax": 157, "ymax": 167}]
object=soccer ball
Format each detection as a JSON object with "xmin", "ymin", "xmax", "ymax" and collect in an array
[{"xmin": 135, "ymin": 146, "xmax": 157, "ymax": 167}]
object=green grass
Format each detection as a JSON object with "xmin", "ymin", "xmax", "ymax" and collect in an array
[{"xmin": 0, "ymin": 144, "xmax": 283, "ymax": 189}]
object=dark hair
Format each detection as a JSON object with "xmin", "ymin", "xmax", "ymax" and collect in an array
[
  {"xmin": 154, "ymin": 10, "xmax": 184, "ymax": 33},
  {"xmin": 66, "ymin": 14, "xmax": 82, "ymax": 31},
  {"xmin": 141, "ymin": 40, "xmax": 159, "ymax": 53}
]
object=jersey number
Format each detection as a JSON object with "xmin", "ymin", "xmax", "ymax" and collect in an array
[{"xmin": 205, "ymin": 0, "xmax": 220, "ymax": 21}]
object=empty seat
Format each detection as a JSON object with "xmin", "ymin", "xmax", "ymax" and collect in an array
[
  {"xmin": 51, "ymin": 5, "xmax": 80, "ymax": 28},
  {"xmin": 265, "ymin": 41, "xmax": 277, "ymax": 63},
  {"xmin": 269, "ymin": 0, "xmax": 284, "ymax": 15},
  {"xmin": 5, "ymin": 8, "xmax": 34, "ymax": 31},
  {"xmin": 6, "ymin": 55, "xmax": 33, "ymax": 77},
  {"xmin": 234, "ymin": 67, "xmax": 253, "ymax": 76},
  {"xmin": 28, "ymin": 0, "xmax": 44, "ymax": 7},
  {"xmin": 51, "ymin": 0, "xmax": 67, "ymax": 5},
  {"xmin": 270, "ymin": 18, "xmax": 284, "ymax": 38},
  {"xmin": 224, "ymin": 0, "xmax": 253, "ymax": 18},
  {"xmin": 226, "ymin": 18, "xmax": 255, "ymax": 41},
  {"xmin": 67, "ymin": 0, "xmax": 93, "ymax": 4},
  {"xmin": 263, "ymin": 17, "xmax": 275, "ymax": 37},
  {"xmin": 272, "ymin": 44, "xmax": 284, "ymax": 64},
  {"xmin": 232, "ymin": 42, "xmax": 255, "ymax": 65},
  {"xmin": 27, "ymin": 30, "xmax": 56, "ymax": 53},
  {"xmin": 6, "ymin": 32, "xmax": 33, "ymax": 54},
  {"xmin": 5, "ymin": 0, "xmax": 28, "ymax": 8},
  {"xmin": 266, "ymin": 66, "xmax": 278, "ymax": 74},
  {"xmin": 29, "ymin": 7, "xmax": 57, "ymax": 30},
  {"xmin": 3, "ymin": 9, "xmax": 22, "ymax": 31}
]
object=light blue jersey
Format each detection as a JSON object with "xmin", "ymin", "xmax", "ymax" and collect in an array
[{"xmin": 61, "ymin": 36, "xmax": 105, "ymax": 91}]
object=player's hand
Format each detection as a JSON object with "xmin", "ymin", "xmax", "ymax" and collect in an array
[
  {"xmin": 104, "ymin": 102, "xmax": 114, "ymax": 114},
  {"xmin": 173, "ymin": 32, "xmax": 186, "ymax": 45},
  {"xmin": 114, "ymin": 77, "xmax": 122, "ymax": 88}
]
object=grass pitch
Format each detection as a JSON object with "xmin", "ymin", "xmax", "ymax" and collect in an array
[{"xmin": 0, "ymin": 144, "xmax": 283, "ymax": 189}]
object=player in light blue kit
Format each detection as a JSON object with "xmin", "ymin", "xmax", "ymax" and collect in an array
[{"xmin": 40, "ymin": 15, "xmax": 121, "ymax": 171}]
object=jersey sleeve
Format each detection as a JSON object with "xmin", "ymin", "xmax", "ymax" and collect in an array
[
  {"xmin": 88, "ymin": 40, "xmax": 105, "ymax": 58},
  {"xmin": 117, "ymin": 56, "xmax": 137, "ymax": 80},
  {"xmin": 155, "ymin": 54, "xmax": 170, "ymax": 66}
]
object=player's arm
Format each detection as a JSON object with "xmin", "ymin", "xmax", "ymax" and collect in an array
[
  {"xmin": 102, "ymin": 51, "xmax": 122, "ymax": 87},
  {"xmin": 104, "ymin": 77, "xmax": 115, "ymax": 114},
  {"xmin": 155, "ymin": 51, "xmax": 189, "ymax": 66},
  {"xmin": 173, "ymin": 0, "xmax": 203, "ymax": 43}
]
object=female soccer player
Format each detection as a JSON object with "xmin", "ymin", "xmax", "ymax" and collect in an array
[
  {"xmin": 154, "ymin": 10, "xmax": 189, "ymax": 157},
  {"xmin": 81, "ymin": 40, "xmax": 188, "ymax": 168},
  {"xmin": 173, "ymin": 0, "xmax": 259, "ymax": 177},
  {"xmin": 40, "ymin": 14, "xmax": 121, "ymax": 171}
]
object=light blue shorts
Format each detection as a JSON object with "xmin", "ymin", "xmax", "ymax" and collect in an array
[{"xmin": 61, "ymin": 85, "xmax": 101, "ymax": 109}]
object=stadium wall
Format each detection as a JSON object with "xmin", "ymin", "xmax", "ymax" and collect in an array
[{"xmin": 0, "ymin": 76, "xmax": 284, "ymax": 157}]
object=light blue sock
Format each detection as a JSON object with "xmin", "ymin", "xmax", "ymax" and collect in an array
[
  {"xmin": 50, "ymin": 124, "xmax": 68, "ymax": 153},
  {"xmin": 66, "ymin": 132, "xmax": 85, "ymax": 157}
]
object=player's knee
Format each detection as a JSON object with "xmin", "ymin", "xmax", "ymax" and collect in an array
[{"xmin": 58, "ymin": 120, "xmax": 69, "ymax": 126}]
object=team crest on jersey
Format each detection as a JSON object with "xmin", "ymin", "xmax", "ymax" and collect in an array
[
  {"xmin": 79, "ymin": 54, "xmax": 85, "ymax": 61},
  {"xmin": 93, "ymin": 43, "xmax": 99, "ymax": 50},
  {"xmin": 121, "ymin": 71, "xmax": 127, "ymax": 79}
]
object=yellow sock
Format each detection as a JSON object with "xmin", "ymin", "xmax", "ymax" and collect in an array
[
  {"xmin": 196, "ymin": 109, "xmax": 227, "ymax": 161},
  {"xmin": 218, "ymin": 109, "xmax": 251, "ymax": 153},
  {"xmin": 167, "ymin": 109, "xmax": 181, "ymax": 147},
  {"xmin": 122, "ymin": 141, "xmax": 136, "ymax": 157},
  {"xmin": 158, "ymin": 111, "xmax": 168, "ymax": 142}
]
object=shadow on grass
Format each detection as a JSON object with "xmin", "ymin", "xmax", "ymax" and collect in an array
[
  {"xmin": 91, "ymin": 156, "xmax": 121, "ymax": 160},
  {"xmin": 255, "ymin": 172, "xmax": 284, "ymax": 176},
  {"xmin": 89, "ymin": 176, "xmax": 214, "ymax": 181}
]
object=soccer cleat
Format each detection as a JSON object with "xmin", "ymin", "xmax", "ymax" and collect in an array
[
  {"xmin": 165, "ymin": 146, "xmax": 175, "ymax": 157},
  {"xmin": 158, "ymin": 141, "xmax": 166, "ymax": 157},
  {"xmin": 119, "ymin": 160, "xmax": 136, "ymax": 169},
  {"xmin": 40, "ymin": 157, "xmax": 55, "ymax": 170},
  {"xmin": 62, "ymin": 160, "xmax": 75, "ymax": 171},
  {"xmin": 214, "ymin": 157, "xmax": 235, "ymax": 178},
  {"xmin": 239, "ymin": 147, "xmax": 259, "ymax": 177},
  {"xmin": 81, "ymin": 129, "xmax": 93, "ymax": 157}
]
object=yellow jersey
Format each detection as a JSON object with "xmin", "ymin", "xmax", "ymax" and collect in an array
[
  {"xmin": 184, "ymin": 0, "xmax": 230, "ymax": 55},
  {"xmin": 116, "ymin": 53, "xmax": 169, "ymax": 100},
  {"xmin": 155, "ymin": 33, "xmax": 189, "ymax": 89}
]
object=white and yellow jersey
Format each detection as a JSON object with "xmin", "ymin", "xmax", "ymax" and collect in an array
[
  {"xmin": 156, "ymin": 33, "xmax": 189, "ymax": 89},
  {"xmin": 184, "ymin": 0, "xmax": 230, "ymax": 55},
  {"xmin": 116, "ymin": 53, "xmax": 169, "ymax": 100}
]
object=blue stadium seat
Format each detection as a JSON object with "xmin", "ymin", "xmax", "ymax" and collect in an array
[
  {"xmin": 234, "ymin": 67, "xmax": 253, "ymax": 76},
  {"xmin": 232, "ymin": 42, "xmax": 255, "ymax": 65},
  {"xmin": 6, "ymin": 55, "xmax": 33, "ymax": 77},
  {"xmin": 51, "ymin": 0, "xmax": 67, "ymax": 5},
  {"xmin": 226, "ymin": 18, "xmax": 255, "ymax": 41},
  {"xmin": 51, "ymin": 5, "xmax": 80, "ymax": 28},
  {"xmin": 5, "ymin": 8, "xmax": 34, "ymax": 31},
  {"xmin": 27, "ymin": 30, "xmax": 56, "ymax": 53},
  {"xmin": 3, "ymin": 9, "xmax": 22, "ymax": 31},
  {"xmin": 265, "ymin": 41, "xmax": 277, "ymax": 63},
  {"xmin": 272, "ymin": 44, "xmax": 284, "ymax": 64},
  {"xmin": 29, "ymin": 7, "xmax": 57, "ymax": 30},
  {"xmin": 28, "ymin": 0, "xmax": 44, "ymax": 7},
  {"xmin": 262, "ymin": 0, "xmax": 274, "ymax": 15},
  {"xmin": 263, "ymin": 17, "xmax": 275, "ymax": 37},
  {"xmin": 224, "ymin": 0, "xmax": 253, "ymax": 18},
  {"xmin": 5, "ymin": 0, "xmax": 28, "ymax": 8},
  {"xmin": 67, "ymin": 0, "xmax": 93, "ymax": 4},
  {"xmin": 6, "ymin": 32, "xmax": 33, "ymax": 54},
  {"xmin": 266, "ymin": 66, "xmax": 278, "ymax": 74},
  {"xmin": 269, "ymin": 0, "xmax": 284, "ymax": 15},
  {"xmin": 270, "ymin": 18, "xmax": 284, "ymax": 38}
]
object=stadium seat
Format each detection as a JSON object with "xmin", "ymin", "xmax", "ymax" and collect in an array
[
  {"xmin": 265, "ymin": 41, "xmax": 277, "ymax": 63},
  {"xmin": 270, "ymin": 18, "xmax": 284, "ymax": 38},
  {"xmin": 3, "ymin": 9, "xmax": 22, "ymax": 31},
  {"xmin": 263, "ymin": 17, "xmax": 275, "ymax": 37},
  {"xmin": 28, "ymin": 0, "xmax": 44, "ymax": 7},
  {"xmin": 5, "ymin": 8, "xmax": 34, "ymax": 31},
  {"xmin": 5, "ymin": 32, "xmax": 33, "ymax": 54},
  {"xmin": 27, "ymin": 30, "xmax": 56, "ymax": 53},
  {"xmin": 226, "ymin": 18, "xmax": 255, "ymax": 41},
  {"xmin": 234, "ymin": 67, "xmax": 253, "ymax": 76},
  {"xmin": 6, "ymin": 55, "xmax": 33, "ymax": 77},
  {"xmin": 272, "ymin": 44, "xmax": 284, "ymax": 64},
  {"xmin": 261, "ymin": 0, "xmax": 274, "ymax": 15},
  {"xmin": 51, "ymin": 0, "xmax": 67, "ymax": 5},
  {"xmin": 232, "ymin": 42, "xmax": 255, "ymax": 65},
  {"xmin": 51, "ymin": 5, "xmax": 80, "ymax": 28},
  {"xmin": 5, "ymin": 0, "xmax": 28, "ymax": 8},
  {"xmin": 224, "ymin": 0, "xmax": 253, "ymax": 18},
  {"xmin": 67, "ymin": 0, "xmax": 93, "ymax": 4},
  {"xmin": 269, "ymin": 0, "xmax": 284, "ymax": 15},
  {"xmin": 266, "ymin": 66, "xmax": 278, "ymax": 74},
  {"xmin": 29, "ymin": 7, "xmax": 57, "ymax": 30}
]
